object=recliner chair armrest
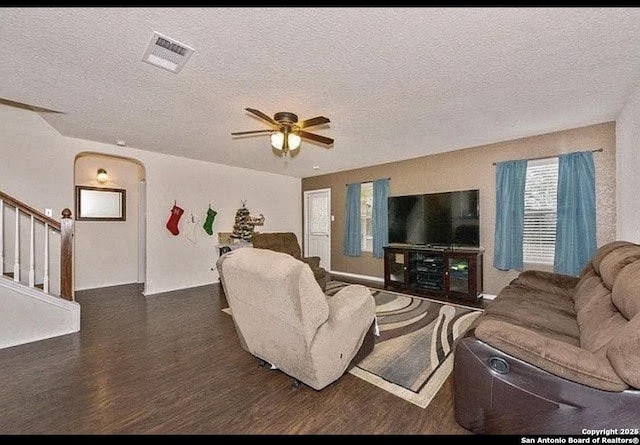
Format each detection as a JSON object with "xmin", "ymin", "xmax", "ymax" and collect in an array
[
  {"xmin": 474, "ymin": 318, "xmax": 628, "ymax": 392},
  {"xmin": 327, "ymin": 284, "xmax": 375, "ymax": 321},
  {"xmin": 308, "ymin": 284, "xmax": 375, "ymax": 390},
  {"xmin": 302, "ymin": 256, "xmax": 321, "ymax": 269}
]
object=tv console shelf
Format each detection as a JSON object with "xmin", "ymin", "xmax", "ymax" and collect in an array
[{"xmin": 383, "ymin": 244, "xmax": 483, "ymax": 307}]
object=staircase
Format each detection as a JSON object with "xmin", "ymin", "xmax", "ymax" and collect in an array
[{"xmin": 0, "ymin": 190, "xmax": 79, "ymax": 349}]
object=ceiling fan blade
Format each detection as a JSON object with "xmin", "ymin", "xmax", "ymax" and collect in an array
[
  {"xmin": 299, "ymin": 130, "xmax": 334, "ymax": 146},
  {"xmin": 0, "ymin": 97, "xmax": 65, "ymax": 114},
  {"xmin": 299, "ymin": 116, "xmax": 330, "ymax": 128},
  {"xmin": 245, "ymin": 108, "xmax": 278, "ymax": 126},
  {"xmin": 231, "ymin": 129, "xmax": 273, "ymax": 136}
]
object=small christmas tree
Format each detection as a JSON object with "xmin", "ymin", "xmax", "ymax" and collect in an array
[{"xmin": 231, "ymin": 200, "xmax": 254, "ymax": 242}]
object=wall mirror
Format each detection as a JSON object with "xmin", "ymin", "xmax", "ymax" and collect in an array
[{"xmin": 75, "ymin": 186, "xmax": 126, "ymax": 221}]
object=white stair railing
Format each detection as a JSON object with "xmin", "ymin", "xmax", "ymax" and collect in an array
[{"xmin": 0, "ymin": 190, "xmax": 73, "ymax": 301}]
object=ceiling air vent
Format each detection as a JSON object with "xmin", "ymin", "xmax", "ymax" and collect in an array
[{"xmin": 142, "ymin": 32, "xmax": 194, "ymax": 74}]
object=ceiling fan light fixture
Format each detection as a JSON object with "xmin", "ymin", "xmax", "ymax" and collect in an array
[
  {"xmin": 270, "ymin": 131, "xmax": 284, "ymax": 150},
  {"xmin": 288, "ymin": 133, "xmax": 301, "ymax": 150},
  {"xmin": 232, "ymin": 108, "xmax": 333, "ymax": 156},
  {"xmin": 270, "ymin": 131, "xmax": 301, "ymax": 151}
]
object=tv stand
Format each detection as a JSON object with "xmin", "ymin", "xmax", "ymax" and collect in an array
[{"xmin": 383, "ymin": 245, "xmax": 483, "ymax": 307}]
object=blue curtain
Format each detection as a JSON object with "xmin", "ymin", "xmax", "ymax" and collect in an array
[
  {"xmin": 493, "ymin": 160, "xmax": 527, "ymax": 271},
  {"xmin": 344, "ymin": 182, "xmax": 362, "ymax": 256},
  {"xmin": 372, "ymin": 178, "xmax": 390, "ymax": 259},
  {"xmin": 554, "ymin": 151, "xmax": 597, "ymax": 276}
]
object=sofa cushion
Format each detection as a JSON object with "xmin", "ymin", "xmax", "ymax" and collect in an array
[
  {"xmin": 577, "ymin": 291, "xmax": 627, "ymax": 353},
  {"xmin": 485, "ymin": 285, "xmax": 580, "ymax": 345},
  {"xmin": 598, "ymin": 245, "xmax": 640, "ymax": 290},
  {"xmin": 573, "ymin": 267, "xmax": 610, "ymax": 313},
  {"xmin": 590, "ymin": 241, "xmax": 636, "ymax": 277},
  {"xmin": 510, "ymin": 270, "xmax": 579, "ymax": 299},
  {"xmin": 475, "ymin": 318, "xmax": 628, "ymax": 392},
  {"xmin": 606, "ymin": 314, "xmax": 640, "ymax": 389},
  {"xmin": 610, "ymin": 260, "xmax": 640, "ymax": 320}
]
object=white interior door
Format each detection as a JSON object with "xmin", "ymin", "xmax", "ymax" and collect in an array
[{"xmin": 304, "ymin": 188, "xmax": 331, "ymax": 270}]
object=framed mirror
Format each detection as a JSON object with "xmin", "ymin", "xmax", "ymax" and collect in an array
[{"xmin": 76, "ymin": 186, "xmax": 126, "ymax": 221}]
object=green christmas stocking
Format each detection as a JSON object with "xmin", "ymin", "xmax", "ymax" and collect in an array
[{"xmin": 203, "ymin": 208, "xmax": 217, "ymax": 235}]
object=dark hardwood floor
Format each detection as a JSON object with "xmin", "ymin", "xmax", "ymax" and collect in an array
[{"xmin": 0, "ymin": 281, "xmax": 470, "ymax": 434}]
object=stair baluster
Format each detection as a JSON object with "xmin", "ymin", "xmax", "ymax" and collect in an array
[
  {"xmin": 43, "ymin": 223, "xmax": 49, "ymax": 294},
  {"xmin": 29, "ymin": 215, "xmax": 35, "ymax": 288},
  {"xmin": 14, "ymin": 208, "xmax": 19, "ymax": 282},
  {"xmin": 0, "ymin": 199, "xmax": 3, "ymax": 276}
]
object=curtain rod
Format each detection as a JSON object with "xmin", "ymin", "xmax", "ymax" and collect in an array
[
  {"xmin": 492, "ymin": 148, "xmax": 603, "ymax": 166},
  {"xmin": 346, "ymin": 177, "xmax": 391, "ymax": 186}
]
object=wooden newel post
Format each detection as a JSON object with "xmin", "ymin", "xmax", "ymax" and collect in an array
[{"xmin": 60, "ymin": 208, "xmax": 73, "ymax": 301}]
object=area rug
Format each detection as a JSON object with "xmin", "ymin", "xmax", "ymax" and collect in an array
[
  {"xmin": 326, "ymin": 281, "xmax": 482, "ymax": 408},
  {"xmin": 222, "ymin": 281, "xmax": 482, "ymax": 409}
]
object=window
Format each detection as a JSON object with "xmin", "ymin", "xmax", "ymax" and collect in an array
[
  {"xmin": 523, "ymin": 158, "xmax": 558, "ymax": 264},
  {"xmin": 361, "ymin": 182, "xmax": 373, "ymax": 252}
]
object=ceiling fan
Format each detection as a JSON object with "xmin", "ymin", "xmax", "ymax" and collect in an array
[{"xmin": 231, "ymin": 108, "xmax": 334, "ymax": 154}]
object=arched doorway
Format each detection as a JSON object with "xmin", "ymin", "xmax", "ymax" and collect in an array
[{"xmin": 73, "ymin": 153, "xmax": 147, "ymax": 293}]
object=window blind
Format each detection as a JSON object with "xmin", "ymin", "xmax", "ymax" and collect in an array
[
  {"xmin": 523, "ymin": 158, "xmax": 559, "ymax": 264},
  {"xmin": 360, "ymin": 182, "xmax": 373, "ymax": 252}
]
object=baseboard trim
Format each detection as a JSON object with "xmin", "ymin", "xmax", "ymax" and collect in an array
[
  {"xmin": 75, "ymin": 281, "xmax": 139, "ymax": 292},
  {"xmin": 143, "ymin": 281, "xmax": 218, "ymax": 297},
  {"xmin": 329, "ymin": 270, "xmax": 385, "ymax": 284}
]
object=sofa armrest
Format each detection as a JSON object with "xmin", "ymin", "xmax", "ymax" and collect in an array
[
  {"xmin": 511, "ymin": 270, "xmax": 579, "ymax": 299},
  {"xmin": 302, "ymin": 256, "xmax": 321, "ymax": 269},
  {"xmin": 475, "ymin": 318, "xmax": 628, "ymax": 392}
]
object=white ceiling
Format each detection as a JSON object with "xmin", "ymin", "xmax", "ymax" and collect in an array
[{"xmin": 2, "ymin": 7, "xmax": 640, "ymax": 178}]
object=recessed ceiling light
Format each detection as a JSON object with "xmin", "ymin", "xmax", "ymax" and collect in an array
[
  {"xmin": 116, "ymin": 140, "xmax": 126, "ymax": 147},
  {"xmin": 312, "ymin": 165, "xmax": 320, "ymax": 170}
]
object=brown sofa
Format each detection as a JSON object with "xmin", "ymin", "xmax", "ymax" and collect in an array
[
  {"xmin": 217, "ymin": 247, "xmax": 376, "ymax": 390},
  {"xmin": 252, "ymin": 232, "xmax": 328, "ymax": 291},
  {"xmin": 454, "ymin": 241, "xmax": 640, "ymax": 434}
]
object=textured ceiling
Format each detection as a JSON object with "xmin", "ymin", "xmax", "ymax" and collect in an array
[{"xmin": 2, "ymin": 7, "xmax": 640, "ymax": 178}]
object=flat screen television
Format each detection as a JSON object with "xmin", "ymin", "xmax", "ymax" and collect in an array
[{"xmin": 388, "ymin": 189, "xmax": 479, "ymax": 247}]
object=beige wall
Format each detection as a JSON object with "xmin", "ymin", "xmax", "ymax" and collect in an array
[
  {"xmin": 0, "ymin": 104, "xmax": 302, "ymax": 296},
  {"xmin": 74, "ymin": 155, "xmax": 145, "ymax": 290},
  {"xmin": 302, "ymin": 122, "xmax": 616, "ymax": 295},
  {"xmin": 616, "ymin": 81, "xmax": 640, "ymax": 243}
]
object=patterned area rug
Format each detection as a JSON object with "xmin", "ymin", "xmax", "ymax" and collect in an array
[
  {"xmin": 325, "ymin": 281, "xmax": 482, "ymax": 408},
  {"xmin": 222, "ymin": 281, "xmax": 481, "ymax": 408}
]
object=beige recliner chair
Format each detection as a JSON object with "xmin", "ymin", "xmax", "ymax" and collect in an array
[{"xmin": 217, "ymin": 247, "xmax": 376, "ymax": 390}]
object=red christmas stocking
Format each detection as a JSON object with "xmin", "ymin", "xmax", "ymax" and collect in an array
[{"xmin": 166, "ymin": 204, "xmax": 184, "ymax": 236}]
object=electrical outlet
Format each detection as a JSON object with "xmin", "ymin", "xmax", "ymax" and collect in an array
[{"xmin": 44, "ymin": 208, "xmax": 53, "ymax": 217}]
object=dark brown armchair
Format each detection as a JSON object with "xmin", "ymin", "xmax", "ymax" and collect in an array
[{"xmin": 251, "ymin": 232, "xmax": 328, "ymax": 291}]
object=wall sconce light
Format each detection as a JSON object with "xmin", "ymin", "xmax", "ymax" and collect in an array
[{"xmin": 96, "ymin": 168, "xmax": 108, "ymax": 184}]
